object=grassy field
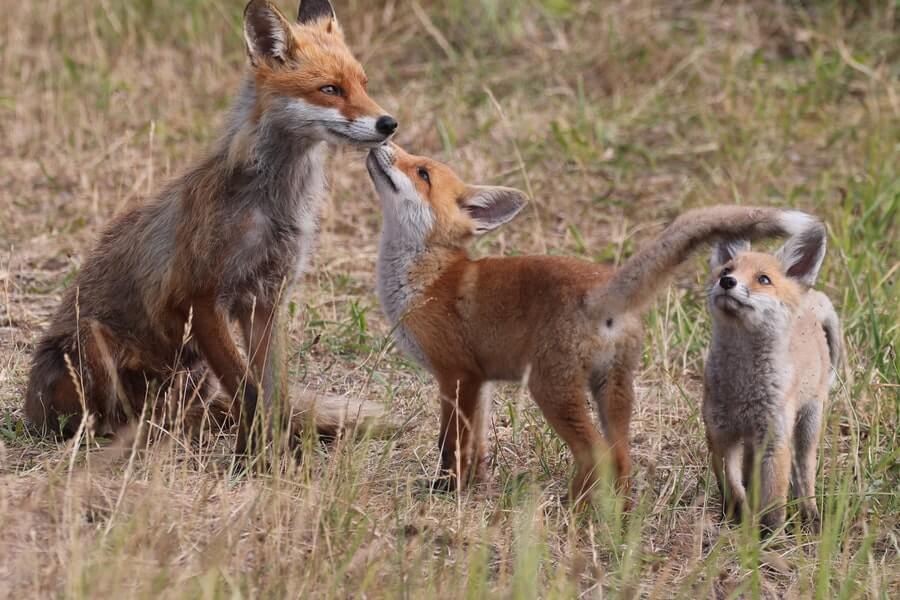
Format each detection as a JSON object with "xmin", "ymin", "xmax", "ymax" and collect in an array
[{"xmin": 1, "ymin": 0, "xmax": 897, "ymax": 597}]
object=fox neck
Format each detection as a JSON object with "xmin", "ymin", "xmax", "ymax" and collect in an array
[
  {"xmin": 376, "ymin": 216, "xmax": 465, "ymax": 327},
  {"xmin": 221, "ymin": 74, "xmax": 329, "ymax": 182},
  {"xmin": 207, "ymin": 75, "xmax": 329, "ymax": 254},
  {"xmin": 709, "ymin": 315, "xmax": 793, "ymax": 383}
]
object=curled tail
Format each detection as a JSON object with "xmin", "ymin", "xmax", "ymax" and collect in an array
[{"xmin": 587, "ymin": 206, "xmax": 822, "ymax": 318}]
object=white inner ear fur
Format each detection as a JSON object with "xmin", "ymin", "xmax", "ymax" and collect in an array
[
  {"xmin": 463, "ymin": 186, "xmax": 526, "ymax": 234},
  {"xmin": 710, "ymin": 239, "xmax": 751, "ymax": 269},
  {"xmin": 776, "ymin": 227, "xmax": 826, "ymax": 287},
  {"xmin": 245, "ymin": 9, "xmax": 290, "ymax": 62}
]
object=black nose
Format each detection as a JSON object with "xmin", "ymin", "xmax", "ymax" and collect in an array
[
  {"xmin": 719, "ymin": 275, "xmax": 737, "ymax": 290},
  {"xmin": 375, "ymin": 115, "xmax": 398, "ymax": 135}
]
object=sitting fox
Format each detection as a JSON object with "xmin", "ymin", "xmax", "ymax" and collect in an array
[
  {"xmin": 366, "ymin": 142, "xmax": 823, "ymax": 503},
  {"xmin": 24, "ymin": 0, "xmax": 397, "ymax": 453},
  {"xmin": 703, "ymin": 225, "xmax": 841, "ymax": 532}
]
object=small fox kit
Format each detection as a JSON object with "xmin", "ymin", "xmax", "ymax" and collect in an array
[
  {"xmin": 367, "ymin": 143, "xmax": 822, "ymax": 501},
  {"xmin": 25, "ymin": 0, "xmax": 397, "ymax": 453},
  {"xmin": 704, "ymin": 225, "xmax": 841, "ymax": 532}
]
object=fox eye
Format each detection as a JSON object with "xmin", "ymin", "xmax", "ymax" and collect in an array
[
  {"xmin": 320, "ymin": 85, "xmax": 344, "ymax": 96},
  {"xmin": 416, "ymin": 167, "xmax": 430, "ymax": 184},
  {"xmin": 720, "ymin": 267, "xmax": 732, "ymax": 276},
  {"xmin": 757, "ymin": 274, "xmax": 772, "ymax": 285}
]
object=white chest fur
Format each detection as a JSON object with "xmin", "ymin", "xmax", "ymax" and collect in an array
[{"xmin": 376, "ymin": 236, "xmax": 432, "ymax": 371}]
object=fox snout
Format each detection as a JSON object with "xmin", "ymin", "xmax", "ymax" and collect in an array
[
  {"xmin": 375, "ymin": 116, "xmax": 398, "ymax": 136},
  {"xmin": 320, "ymin": 105, "xmax": 397, "ymax": 147},
  {"xmin": 366, "ymin": 144, "xmax": 399, "ymax": 193},
  {"xmin": 719, "ymin": 274, "xmax": 737, "ymax": 290},
  {"xmin": 709, "ymin": 273, "xmax": 753, "ymax": 317},
  {"xmin": 337, "ymin": 104, "xmax": 398, "ymax": 147}
]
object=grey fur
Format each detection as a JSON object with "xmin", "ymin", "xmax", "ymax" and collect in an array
[
  {"xmin": 703, "ymin": 240, "xmax": 840, "ymax": 533},
  {"xmin": 711, "ymin": 238, "xmax": 751, "ymax": 269},
  {"xmin": 368, "ymin": 147, "xmax": 435, "ymax": 370},
  {"xmin": 376, "ymin": 238, "xmax": 431, "ymax": 370},
  {"xmin": 26, "ymin": 72, "xmax": 332, "ymax": 436},
  {"xmin": 297, "ymin": 0, "xmax": 336, "ymax": 24}
]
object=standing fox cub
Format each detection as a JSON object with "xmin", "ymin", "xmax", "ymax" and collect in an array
[
  {"xmin": 704, "ymin": 226, "xmax": 841, "ymax": 532},
  {"xmin": 25, "ymin": 0, "xmax": 397, "ymax": 454},
  {"xmin": 366, "ymin": 143, "xmax": 823, "ymax": 502}
]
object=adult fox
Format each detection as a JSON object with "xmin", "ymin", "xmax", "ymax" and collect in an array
[
  {"xmin": 365, "ymin": 143, "xmax": 823, "ymax": 503},
  {"xmin": 25, "ymin": 0, "xmax": 397, "ymax": 455}
]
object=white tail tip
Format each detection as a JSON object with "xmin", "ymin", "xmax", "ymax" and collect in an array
[{"xmin": 778, "ymin": 210, "xmax": 819, "ymax": 235}]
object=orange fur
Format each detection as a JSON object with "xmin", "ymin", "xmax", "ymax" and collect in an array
[
  {"xmin": 24, "ymin": 0, "xmax": 396, "ymax": 454},
  {"xmin": 250, "ymin": 7, "xmax": 383, "ymax": 121},
  {"xmin": 368, "ymin": 143, "xmax": 821, "ymax": 504}
]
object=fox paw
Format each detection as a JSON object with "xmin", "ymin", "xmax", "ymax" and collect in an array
[{"xmin": 429, "ymin": 475, "xmax": 457, "ymax": 494}]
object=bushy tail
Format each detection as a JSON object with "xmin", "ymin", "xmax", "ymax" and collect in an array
[
  {"xmin": 181, "ymin": 388, "xmax": 399, "ymax": 442},
  {"xmin": 587, "ymin": 205, "xmax": 822, "ymax": 318},
  {"xmin": 819, "ymin": 301, "xmax": 844, "ymax": 387},
  {"xmin": 291, "ymin": 388, "xmax": 400, "ymax": 440},
  {"xmin": 809, "ymin": 291, "xmax": 844, "ymax": 385},
  {"xmin": 24, "ymin": 335, "xmax": 77, "ymax": 437}
]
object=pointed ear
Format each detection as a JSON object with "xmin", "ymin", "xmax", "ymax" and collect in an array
[
  {"xmin": 776, "ymin": 222, "xmax": 827, "ymax": 287},
  {"xmin": 244, "ymin": 0, "xmax": 294, "ymax": 65},
  {"xmin": 710, "ymin": 239, "xmax": 751, "ymax": 269},
  {"xmin": 298, "ymin": 0, "xmax": 337, "ymax": 25},
  {"xmin": 462, "ymin": 186, "xmax": 527, "ymax": 234}
]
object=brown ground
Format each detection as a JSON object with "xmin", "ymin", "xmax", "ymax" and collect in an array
[{"xmin": 1, "ymin": 1, "xmax": 897, "ymax": 597}]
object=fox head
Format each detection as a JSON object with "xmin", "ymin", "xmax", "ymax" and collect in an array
[
  {"xmin": 366, "ymin": 144, "xmax": 527, "ymax": 247},
  {"xmin": 707, "ymin": 223, "xmax": 826, "ymax": 331},
  {"xmin": 241, "ymin": 0, "xmax": 397, "ymax": 146}
]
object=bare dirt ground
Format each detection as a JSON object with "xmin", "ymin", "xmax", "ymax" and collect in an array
[{"xmin": 1, "ymin": 1, "xmax": 897, "ymax": 597}]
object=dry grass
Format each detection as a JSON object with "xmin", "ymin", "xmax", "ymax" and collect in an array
[{"xmin": 1, "ymin": 0, "xmax": 897, "ymax": 597}]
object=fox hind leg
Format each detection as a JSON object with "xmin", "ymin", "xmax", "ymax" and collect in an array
[
  {"xmin": 589, "ymin": 363, "xmax": 635, "ymax": 499},
  {"xmin": 531, "ymin": 375, "xmax": 609, "ymax": 505},
  {"xmin": 25, "ymin": 321, "xmax": 137, "ymax": 437}
]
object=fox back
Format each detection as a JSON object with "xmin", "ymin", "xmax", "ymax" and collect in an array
[{"xmin": 366, "ymin": 143, "xmax": 824, "ymax": 502}]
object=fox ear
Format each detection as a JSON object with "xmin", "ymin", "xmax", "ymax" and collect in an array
[
  {"xmin": 776, "ymin": 222, "xmax": 826, "ymax": 287},
  {"xmin": 298, "ymin": 0, "xmax": 337, "ymax": 25},
  {"xmin": 462, "ymin": 186, "xmax": 527, "ymax": 234},
  {"xmin": 710, "ymin": 239, "xmax": 750, "ymax": 269},
  {"xmin": 244, "ymin": 0, "xmax": 294, "ymax": 65}
]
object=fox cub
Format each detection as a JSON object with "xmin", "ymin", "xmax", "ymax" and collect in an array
[
  {"xmin": 704, "ymin": 224, "xmax": 841, "ymax": 532},
  {"xmin": 366, "ymin": 142, "xmax": 822, "ymax": 503}
]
